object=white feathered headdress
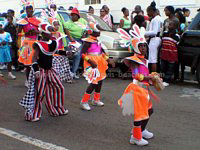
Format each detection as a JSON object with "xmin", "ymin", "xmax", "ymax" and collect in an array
[{"xmin": 117, "ymin": 24, "xmax": 147, "ymax": 54}]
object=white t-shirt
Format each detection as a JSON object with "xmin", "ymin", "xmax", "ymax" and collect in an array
[
  {"xmin": 145, "ymin": 15, "xmax": 162, "ymax": 37},
  {"xmin": 0, "ymin": 32, "xmax": 12, "ymax": 43}
]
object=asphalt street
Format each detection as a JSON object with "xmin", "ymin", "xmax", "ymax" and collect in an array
[{"xmin": 0, "ymin": 71, "xmax": 200, "ymax": 150}]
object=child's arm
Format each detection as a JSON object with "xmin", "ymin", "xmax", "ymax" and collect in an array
[
  {"xmin": 101, "ymin": 47, "xmax": 115, "ymax": 67},
  {"xmin": 32, "ymin": 43, "xmax": 40, "ymax": 79}
]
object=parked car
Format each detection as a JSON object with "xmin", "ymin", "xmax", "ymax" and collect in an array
[
  {"xmin": 33, "ymin": 9, "xmax": 133, "ymax": 71},
  {"xmin": 178, "ymin": 12, "xmax": 200, "ymax": 84}
]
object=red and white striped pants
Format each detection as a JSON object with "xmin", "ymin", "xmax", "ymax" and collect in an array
[{"xmin": 25, "ymin": 69, "xmax": 67, "ymax": 121}]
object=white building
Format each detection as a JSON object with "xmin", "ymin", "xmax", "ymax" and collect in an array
[{"xmin": 0, "ymin": 0, "xmax": 199, "ymax": 22}]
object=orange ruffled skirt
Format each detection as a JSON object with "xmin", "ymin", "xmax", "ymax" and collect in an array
[
  {"xmin": 84, "ymin": 54, "xmax": 108, "ymax": 84},
  {"xmin": 118, "ymin": 83, "xmax": 152, "ymax": 121},
  {"xmin": 18, "ymin": 38, "xmax": 36, "ymax": 66}
]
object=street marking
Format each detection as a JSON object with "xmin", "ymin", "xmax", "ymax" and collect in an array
[
  {"xmin": 0, "ymin": 127, "xmax": 69, "ymax": 150},
  {"xmin": 181, "ymin": 88, "xmax": 200, "ymax": 100}
]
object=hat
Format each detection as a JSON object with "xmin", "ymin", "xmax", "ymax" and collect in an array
[
  {"xmin": 38, "ymin": 22, "xmax": 52, "ymax": 34},
  {"xmin": 71, "ymin": 8, "xmax": 80, "ymax": 17},
  {"xmin": 117, "ymin": 24, "xmax": 147, "ymax": 54}
]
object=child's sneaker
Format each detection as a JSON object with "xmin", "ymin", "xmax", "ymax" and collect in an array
[
  {"xmin": 130, "ymin": 136, "xmax": 149, "ymax": 146},
  {"xmin": 8, "ymin": 72, "xmax": 16, "ymax": 80},
  {"xmin": 91, "ymin": 100, "xmax": 104, "ymax": 107},
  {"xmin": 80, "ymin": 102, "xmax": 91, "ymax": 111},
  {"xmin": 0, "ymin": 71, "xmax": 4, "ymax": 77},
  {"xmin": 142, "ymin": 129, "xmax": 154, "ymax": 139},
  {"xmin": 163, "ymin": 82, "xmax": 169, "ymax": 87}
]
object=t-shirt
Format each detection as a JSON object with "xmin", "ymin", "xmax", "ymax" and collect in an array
[
  {"xmin": 64, "ymin": 18, "xmax": 88, "ymax": 39},
  {"xmin": 145, "ymin": 15, "xmax": 162, "ymax": 37},
  {"xmin": 121, "ymin": 17, "xmax": 131, "ymax": 29},
  {"xmin": 0, "ymin": 32, "xmax": 12, "ymax": 48},
  {"xmin": 160, "ymin": 31, "xmax": 180, "ymax": 62}
]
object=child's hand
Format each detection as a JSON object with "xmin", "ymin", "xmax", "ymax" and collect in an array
[{"xmin": 35, "ymin": 71, "xmax": 40, "ymax": 79}]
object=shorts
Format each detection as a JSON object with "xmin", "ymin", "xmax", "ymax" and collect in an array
[{"xmin": 148, "ymin": 37, "xmax": 161, "ymax": 64}]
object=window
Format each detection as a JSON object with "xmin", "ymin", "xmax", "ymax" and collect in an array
[{"xmin": 85, "ymin": 0, "xmax": 101, "ymax": 5}]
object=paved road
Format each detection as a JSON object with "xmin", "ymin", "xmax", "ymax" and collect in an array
[{"xmin": 0, "ymin": 71, "xmax": 200, "ymax": 150}]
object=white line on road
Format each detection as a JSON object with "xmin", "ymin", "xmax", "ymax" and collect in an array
[{"xmin": 0, "ymin": 127, "xmax": 69, "ymax": 150}]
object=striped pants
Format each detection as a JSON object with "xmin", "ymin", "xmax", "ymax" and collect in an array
[{"xmin": 25, "ymin": 69, "xmax": 67, "ymax": 121}]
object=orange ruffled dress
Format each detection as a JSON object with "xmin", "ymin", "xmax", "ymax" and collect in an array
[
  {"xmin": 118, "ymin": 55, "xmax": 153, "ymax": 121},
  {"xmin": 83, "ymin": 42, "xmax": 108, "ymax": 84},
  {"xmin": 18, "ymin": 17, "xmax": 41, "ymax": 66}
]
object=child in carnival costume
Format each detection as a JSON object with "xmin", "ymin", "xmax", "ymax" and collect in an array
[
  {"xmin": 17, "ymin": 0, "xmax": 41, "ymax": 87},
  {"xmin": 117, "ymin": 24, "xmax": 164, "ymax": 146},
  {"xmin": 80, "ymin": 17, "xmax": 115, "ymax": 111},
  {"xmin": 41, "ymin": 9, "xmax": 79, "ymax": 83},
  {"xmin": 19, "ymin": 22, "xmax": 72, "ymax": 122}
]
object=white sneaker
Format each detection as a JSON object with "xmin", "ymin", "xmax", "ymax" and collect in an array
[
  {"xmin": 0, "ymin": 64, "xmax": 7, "ymax": 70},
  {"xmin": 130, "ymin": 136, "xmax": 149, "ymax": 146},
  {"xmin": 31, "ymin": 118, "xmax": 40, "ymax": 122},
  {"xmin": 8, "ymin": 72, "xmax": 16, "ymax": 80},
  {"xmin": 25, "ymin": 80, "xmax": 29, "ymax": 88},
  {"xmin": 63, "ymin": 109, "xmax": 69, "ymax": 115},
  {"xmin": 142, "ymin": 129, "xmax": 154, "ymax": 139},
  {"xmin": 92, "ymin": 100, "xmax": 104, "ymax": 107},
  {"xmin": 80, "ymin": 102, "xmax": 91, "ymax": 111},
  {"xmin": 12, "ymin": 66, "xmax": 15, "ymax": 70},
  {"xmin": 163, "ymin": 82, "xmax": 169, "ymax": 87},
  {"xmin": 74, "ymin": 74, "xmax": 79, "ymax": 79}
]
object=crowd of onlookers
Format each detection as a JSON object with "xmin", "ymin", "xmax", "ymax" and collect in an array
[{"xmin": 0, "ymin": 3, "xmax": 194, "ymax": 86}]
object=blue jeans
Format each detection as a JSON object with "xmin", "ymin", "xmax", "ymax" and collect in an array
[
  {"xmin": 161, "ymin": 60, "xmax": 175, "ymax": 83},
  {"xmin": 66, "ymin": 37, "xmax": 83, "ymax": 74}
]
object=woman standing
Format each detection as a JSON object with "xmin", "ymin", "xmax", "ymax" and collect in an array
[
  {"xmin": 100, "ymin": 8, "xmax": 113, "ymax": 28},
  {"xmin": 119, "ymin": 7, "xmax": 131, "ymax": 32},
  {"xmin": 163, "ymin": 6, "xmax": 179, "ymax": 33},
  {"xmin": 145, "ymin": 1, "xmax": 162, "ymax": 72},
  {"xmin": 17, "ymin": 2, "xmax": 41, "ymax": 87},
  {"xmin": 88, "ymin": 6, "xmax": 94, "ymax": 15}
]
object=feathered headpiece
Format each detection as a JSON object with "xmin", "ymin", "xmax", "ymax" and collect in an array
[
  {"xmin": 41, "ymin": 9, "xmax": 58, "ymax": 27},
  {"xmin": 20, "ymin": 0, "xmax": 34, "ymax": 10},
  {"xmin": 45, "ymin": 0, "xmax": 55, "ymax": 9},
  {"xmin": 117, "ymin": 24, "xmax": 147, "ymax": 54}
]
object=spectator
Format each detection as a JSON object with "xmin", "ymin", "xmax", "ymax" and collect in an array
[
  {"xmin": 160, "ymin": 20, "xmax": 180, "ymax": 86},
  {"xmin": 134, "ymin": 15, "xmax": 145, "ymax": 28},
  {"xmin": 145, "ymin": 1, "xmax": 162, "ymax": 72},
  {"xmin": 0, "ymin": 23, "xmax": 16, "ymax": 79},
  {"xmin": 163, "ymin": 6, "xmax": 179, "ymax": 34},
  {"xmin": 102, "ymin": 5, "xmax": 114, "ymax": 27},
  {"xmin": 4, "ymin": 15, "xmax": 19, "ymax": 70},
  {"xmin": 131, "ymin": 5, "xmax": 142, "ymax": 22},
  {"xmin": 7, "ymin": 9, "xmax": 16, "ymax": 25},
  {"xmin": 64, "ymin": 8, "xmax": 88, "ymax": 79},
  {"xmin": 138, "ymin": 10, "xmax": 149, "ymax": 21},
  {"xmin": 183, "ymin": 7, "xmax": 190, "ymax": 28},
  {"xmin": 176, "ymin": 11, "xmax": 186, "ymax": 34},
  {"xmin": 175, "ymin": 8, "xmax": 182, "ymax": 14},
  {"xmin": 100, "ymin": 8, "xmax": 113, "ymax": 28},
  {"xmin": 68, "ymin": 6, "xmax": 73, "ymax": 10},
  {"xmin": 119, "ymin": 7, "xmax": 131, "ymax": 32},
  {"xmin": 88, "ymin": 6, "xmax": 94, "ymax": 15}
]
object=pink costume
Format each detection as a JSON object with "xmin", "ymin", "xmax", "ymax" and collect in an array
[{"xmin": 87, "ymin": 42, "xmax": 102, "ymax": 55}]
